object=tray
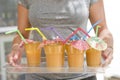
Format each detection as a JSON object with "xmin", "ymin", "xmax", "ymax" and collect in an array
[{"xmin": 4, "ymin": 62, "xmax": 107, "ymax": 74}]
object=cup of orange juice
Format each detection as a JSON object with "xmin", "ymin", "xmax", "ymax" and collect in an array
[
  {"xmin": 25, "ymin": 41, "xmax": 41, "ymax": 67},
  {"xmin": 44, "ymin": 42, "xmax": 65, "ymax": 70},
  {"xmin": 86, "ymin": 48, "xmax": 101, "ymax": 67},
  {"xmin": 65, "ymin": 44, "xmax": 84, "ymax": 68}
]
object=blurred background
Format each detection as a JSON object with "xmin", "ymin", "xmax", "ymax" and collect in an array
[{"xmin": 0, "ymin": 0, "xmax": 120, "ymax": 80}]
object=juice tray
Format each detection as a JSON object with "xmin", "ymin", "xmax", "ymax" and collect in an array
[{"xmin": 4, "ymin": 62, "xmax": 107, "ymax": 74}]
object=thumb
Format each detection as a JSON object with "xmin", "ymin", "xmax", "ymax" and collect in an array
[
  {"xmin": 19, "ymin": 39, "xmax": 34, "ymax": 47},
  {"xmin": 19, "ymin": 41, "xmax": 24, "ymax": 47}
]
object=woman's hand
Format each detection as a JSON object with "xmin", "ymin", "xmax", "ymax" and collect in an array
[
  {"xmin": 101, "ymin": 47, "xmax": 113, "ymax": 67},
  {"xmin": 99, "ymin": 29, "xmax": 114, "ymax": 67},
  {"xmin": 7, "ymin": 39, "xmax": 33, "ymax": 66},
  {"xmin": 7, "ymin": 44, "xmax": 23, "ymax": 67}
]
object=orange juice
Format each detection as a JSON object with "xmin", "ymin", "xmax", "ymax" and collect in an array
[
  {"xmin": 25, "ymin": 42, "xmax": 41, "ymax": 67},
  {"xmin": 86, "ymin": 48, "xmax": 101, "ymax": 67},
  {"xmin": 65, "ymin": 44, "xmax": 84, "ymax": 68},
  {"xmin": 44, "ymin": 43, "xmax": 65, "ymax": 68}
]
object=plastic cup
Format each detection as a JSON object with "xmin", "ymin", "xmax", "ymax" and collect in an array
[
  {"xmin": 44, "ymin": 43, "xmax": 65, "ymax": 71},
  {"xmin": 25, "ymin": 42, "xmax": 41, "ymax": 67},
  {"xmin": 86, "ymin": 48, "xmax": 101, "ymax": 67},
  {"xmin": 65, "ymin": 44, "xmax": 84, "ymax": 68}
]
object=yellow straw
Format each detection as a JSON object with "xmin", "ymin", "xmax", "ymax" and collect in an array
[
  {"xmin": 25, "ymin": 27, "xmax": 47, "ymax": 40},
  {"xmin": 95, "ymin": 25, "xmax": 101, "ymax": 37}
]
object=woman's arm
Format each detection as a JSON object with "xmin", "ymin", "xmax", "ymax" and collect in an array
[
  {"xmin": 89, "ymin": 0, "xmax": 113, "ymax": 66},
  {"xmin": 89, "ymin": 0, "xmax": 107, "ymax": 32},
  {"xmin": 7, "ymin": 4, "xmax": 31, "ymax": 66},
  {"xmin": 13, "ymin": 4, "xmax": 31, "ymax": 45}
]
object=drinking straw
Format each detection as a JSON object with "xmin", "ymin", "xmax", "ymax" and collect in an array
[
  {"xmin": 51, "ymin": 27, "xmax": 64, "ymax": 40},
  {"xmin": 63, "ymin": 27, "xmax": 90, "ymax": 44},
  {"xmin": 70, "ymin": 35, "xmax": 80, "ymax": 40},
  {"xmin": 25, "ymin": 27, "xmax": 47, "ymax": 40},
  {"xmin": 86, "ymin": 25, "xmax": 107, "ymax": 50},
  {"xmin": 95, "ymin": 25, "xmax": 101, "ymax": 37},
  {"xmin": 5, "ymin": 29, "xmax": 27, "ymax": 43},
  {"xmin": 41, "ymin": 27, "xmax": 64, "ymax": 40},
  {"xmin": 83, "ymin": 20, "xmax": 102, "ymax": 40}
]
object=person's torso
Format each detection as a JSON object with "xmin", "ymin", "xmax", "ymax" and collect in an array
[{"xmin": 27, "ymin": 0, "xmax": 90, "ymax": 41}]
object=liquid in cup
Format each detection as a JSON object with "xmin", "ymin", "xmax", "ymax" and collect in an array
[
  {"xmin": 86, "ymin": 48, "xmax": 101, "ymax": 67},
  {"xmin": 65, "ymin": 44, "xmax": 84, "ymax": 68},
  {"xmin": 44, "ymin": 43, "xmax": 65, "ymax": 71},
  {"xmin": 25, "ymin": 42, "xmax": 41, "ymax": 67}
]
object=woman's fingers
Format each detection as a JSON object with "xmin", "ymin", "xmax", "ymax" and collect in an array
[
  {"xmin": 9, "ymin": 56, "xmax": 16, "ymax": 66},
  {"xmin": 13, "ymin": 51, "xmax": 22, "ymax": 64},
  {"xmin": 102, "ymin": 53, "xmax": 113, "ymax": 67},
  {"xmin": 102, "ymin": 48, "xmax": 111, "ymax": 59},
  {"xmin": 7, "ymin": 53, "xmax": 16, "ymax": 66},
  {"xmin": 7, "ymin": 50, "xmax": 22, "ymax": 67},
  {"xmin": 101, "ymin": 48, "xmax": 113, "ymax": 67}
]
